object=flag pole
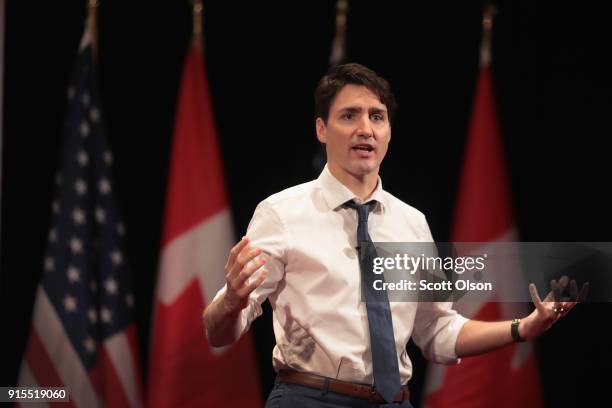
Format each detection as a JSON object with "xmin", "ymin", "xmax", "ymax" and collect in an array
[
  {"xmin": 480, "ymin": 3, "xmax": 496, "ymax": 67},
  {"xmin": 192, "ymin": 0, "xmax": 203, "ymax": 46},
  {"xmin": 313, "ymin": 0, "xmax": 350, "ymax": 173},
  {"xmin": 329, "ymin": 0, "xmax": 349, "ymax": 67},
  {"xmin": 86, "ymin": 0, "xmax": 99, "ymax": 60}
]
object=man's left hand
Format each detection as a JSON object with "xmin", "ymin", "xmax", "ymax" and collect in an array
[{"xmin": 520, "ymin": 276, "xmax": 589, "ymax": 341}]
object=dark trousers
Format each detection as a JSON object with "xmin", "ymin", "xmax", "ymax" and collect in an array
[{"xmin": 265, "ymin": 377, "xmax": 414, "ymax": 408}]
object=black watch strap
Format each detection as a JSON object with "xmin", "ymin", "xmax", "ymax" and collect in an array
[{"xmin": 511, "ymin": 318, "xmax": 525, "ymax": 342}]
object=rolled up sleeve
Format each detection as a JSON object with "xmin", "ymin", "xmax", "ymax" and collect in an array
[
  {"xmin": 210, "ymin": 200, "xmax": 288, "ymax": 336},
  {"xmin": 409, "ymin": 214, "xmax": 470, "ymax": 364},
  {"xmin": 411, "ymin": 301, "xmax": 469, "ymax": 364}
]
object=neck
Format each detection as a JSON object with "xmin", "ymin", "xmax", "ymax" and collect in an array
[{"xmin": 328, "ymin": 163, "xmax": 379, "ymax": 201}]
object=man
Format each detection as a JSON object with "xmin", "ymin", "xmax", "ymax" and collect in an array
[{"xmin": 203, "ymin": 63, "xmax": 580, "ymax": 407}]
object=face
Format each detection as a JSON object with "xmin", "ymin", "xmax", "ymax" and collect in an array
[{"xmin": 316, "ymin": 84, "xmax": 391, "ymax": 180}]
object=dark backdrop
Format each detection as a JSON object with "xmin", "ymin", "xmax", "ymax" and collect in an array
[{"xmin": 2, "ymin": 1, "xmax": 611, "ymax": 407}]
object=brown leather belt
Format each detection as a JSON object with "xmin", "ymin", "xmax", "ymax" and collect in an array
[{"xmin": 277, "ymin": 370, "xmax": 410, "ymax": 403}]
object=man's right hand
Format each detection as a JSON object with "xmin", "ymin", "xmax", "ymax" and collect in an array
[{"xmin": 222, "ymin": 236, "xmax": 268, "ymax": 313}]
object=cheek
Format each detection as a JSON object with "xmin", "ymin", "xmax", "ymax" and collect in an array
[
  {"xmin": 326, "ymin": 138, "xmax": 348, "ymax": 160},
  {"xmin": 328, "ymin": 133, "xmax": 350, "ymax": 151},
  {"xmin": 378, "ymin": 137, "xmax": 390, "ymax": 156}
]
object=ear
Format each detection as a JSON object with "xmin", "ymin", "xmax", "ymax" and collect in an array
[{"xmin": 315, "ymin": 117, "xmax": 327, "ymax": 144}]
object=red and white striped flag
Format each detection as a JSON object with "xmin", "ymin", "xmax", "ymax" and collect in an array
[
  {"xmin": 18, "ymin": 28, "xmax": 143, "ymax": 408},
  {"xmin": 423, "ymin": 14, "xmax": 543, "ymax": 408},
  {"xmin": 147, "ymin": 38, "xmax": 262, "ymax": 407}
]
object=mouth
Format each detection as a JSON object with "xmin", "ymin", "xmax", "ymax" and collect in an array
[
  {"xmin": 351, "ymin": 143, "xmax": 375, "ymax": 159},
  {"xmin": 351, "ymin": 143, "xmax": 375, "ymax": 153}
]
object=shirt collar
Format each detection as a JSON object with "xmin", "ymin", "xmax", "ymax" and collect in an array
[{"xmin": 316, "ymin": 164, "xmax": 387, "ymax": 212}]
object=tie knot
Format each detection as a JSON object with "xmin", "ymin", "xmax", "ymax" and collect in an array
[{"xmin": 345, "ymin": 200, "xmax": 376, "ymax": 222}]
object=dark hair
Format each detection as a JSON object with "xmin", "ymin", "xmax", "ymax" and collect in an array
[{"xmin": 314, "ymin": 63, "xmax": 397, "ymax": 124}]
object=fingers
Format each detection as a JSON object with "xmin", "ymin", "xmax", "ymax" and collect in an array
[
  {"xmin": 227, "ymin": 242, "xmax": 262, "ymax": 280},
  {"xmin": 544, "ymin": 276, "xmax": 588, "ymax": 301},
  {"xmin": 529, "ymin": 283, "xmax": 546, "ymax": 313},
  {"xmin": 234, "ymin": 256, "xmax": 267, "ymax": 290},
  {"xmin": 529, "ymin": 283, "xmax": 541, "ymax": 303},
  {"xmin": 533, "ymin": 276, "xmax": 589, "ymax": 323},
  {"xmin": 243, "ymin": 268, "xmax": 268, "ymax": 295},
  {"xmin": 570, "ymin": 279, "xmax": 578, "ymax": 300},
  {"xmin": 552, "ymin": 279, "xmax": 563, "ymax": 302},
  {"xmin": 227, "ymin": 236, "xmax": 250, "ymax": 270},
  {"xmin": 543, "ymin": 280, "xmax": 555, "ymax": 302},
  {"xmin": 577, "ymin": 282, "xmax": 589, "ymax": 302},
  {"xmin": 558, "ymin": 275, "xmax": 569, "ymax": 290},
  {"xmin": 225, "ymin": 236, "xmax": 268, "ymax": 300},
  {"xmin": 551, "ymin": 278, "xmax": 589, "ymax": 318},
  {"xmin": 553, "ymin": 280, "xmax": 589, "ymax": 317},
  {"xmin": 543, "ymin": 275, "xmax": 570, "ymax": 302}
]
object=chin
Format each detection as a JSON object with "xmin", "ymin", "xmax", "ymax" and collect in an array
[{"xmin": 349, "ymin": 163, "xmax": 378, "ymax": 177}]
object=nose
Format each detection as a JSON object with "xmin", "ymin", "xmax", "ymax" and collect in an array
[{"xmin": 355, "ymin": 114, "xmax": 373, "ymax": 139}]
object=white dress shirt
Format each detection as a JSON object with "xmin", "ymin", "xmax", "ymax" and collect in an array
[{"xmin": 212, "ymin": 165, "xmax": 468, "ymax": 385}]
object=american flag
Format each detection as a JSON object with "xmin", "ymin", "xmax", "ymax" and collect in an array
[{"xmin": 18, "ymin": 31, "xmax": 143, "ymax": 408}]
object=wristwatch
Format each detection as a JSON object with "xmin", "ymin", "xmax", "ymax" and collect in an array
[{"xmin": 511, "ymin": 318, "xmax": 525, "ymax": 342}]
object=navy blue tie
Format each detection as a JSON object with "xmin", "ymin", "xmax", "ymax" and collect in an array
[{"xmin": 346, "ymin": 200, "xmax": 401, "ymax": 403}]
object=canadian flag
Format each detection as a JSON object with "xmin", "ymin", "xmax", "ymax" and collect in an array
[
  {"xmin": 423, "ymin": 20, "xmax": 543, "ymax": 408},
  {"xmin": 147, "ymin": 38, "xmax": 262, "ymax": 407}
]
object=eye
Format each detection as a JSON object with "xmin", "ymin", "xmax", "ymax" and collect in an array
[
  {"xmin": 341, "ymin": 112, "xmax": 354, "ymax": 120},
  {"xmin": 371, "ymin": 113, "xmax": 384, "ymax": 122}
]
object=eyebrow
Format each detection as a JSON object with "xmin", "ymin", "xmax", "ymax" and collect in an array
[{"xmin": 338, "ymin": 106, "xmax": 388, "ymax": 115}]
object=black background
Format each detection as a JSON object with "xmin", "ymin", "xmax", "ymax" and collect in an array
[{"xmin": 1, "ymin": 1, "xmax": 611, "ymax": 407}]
